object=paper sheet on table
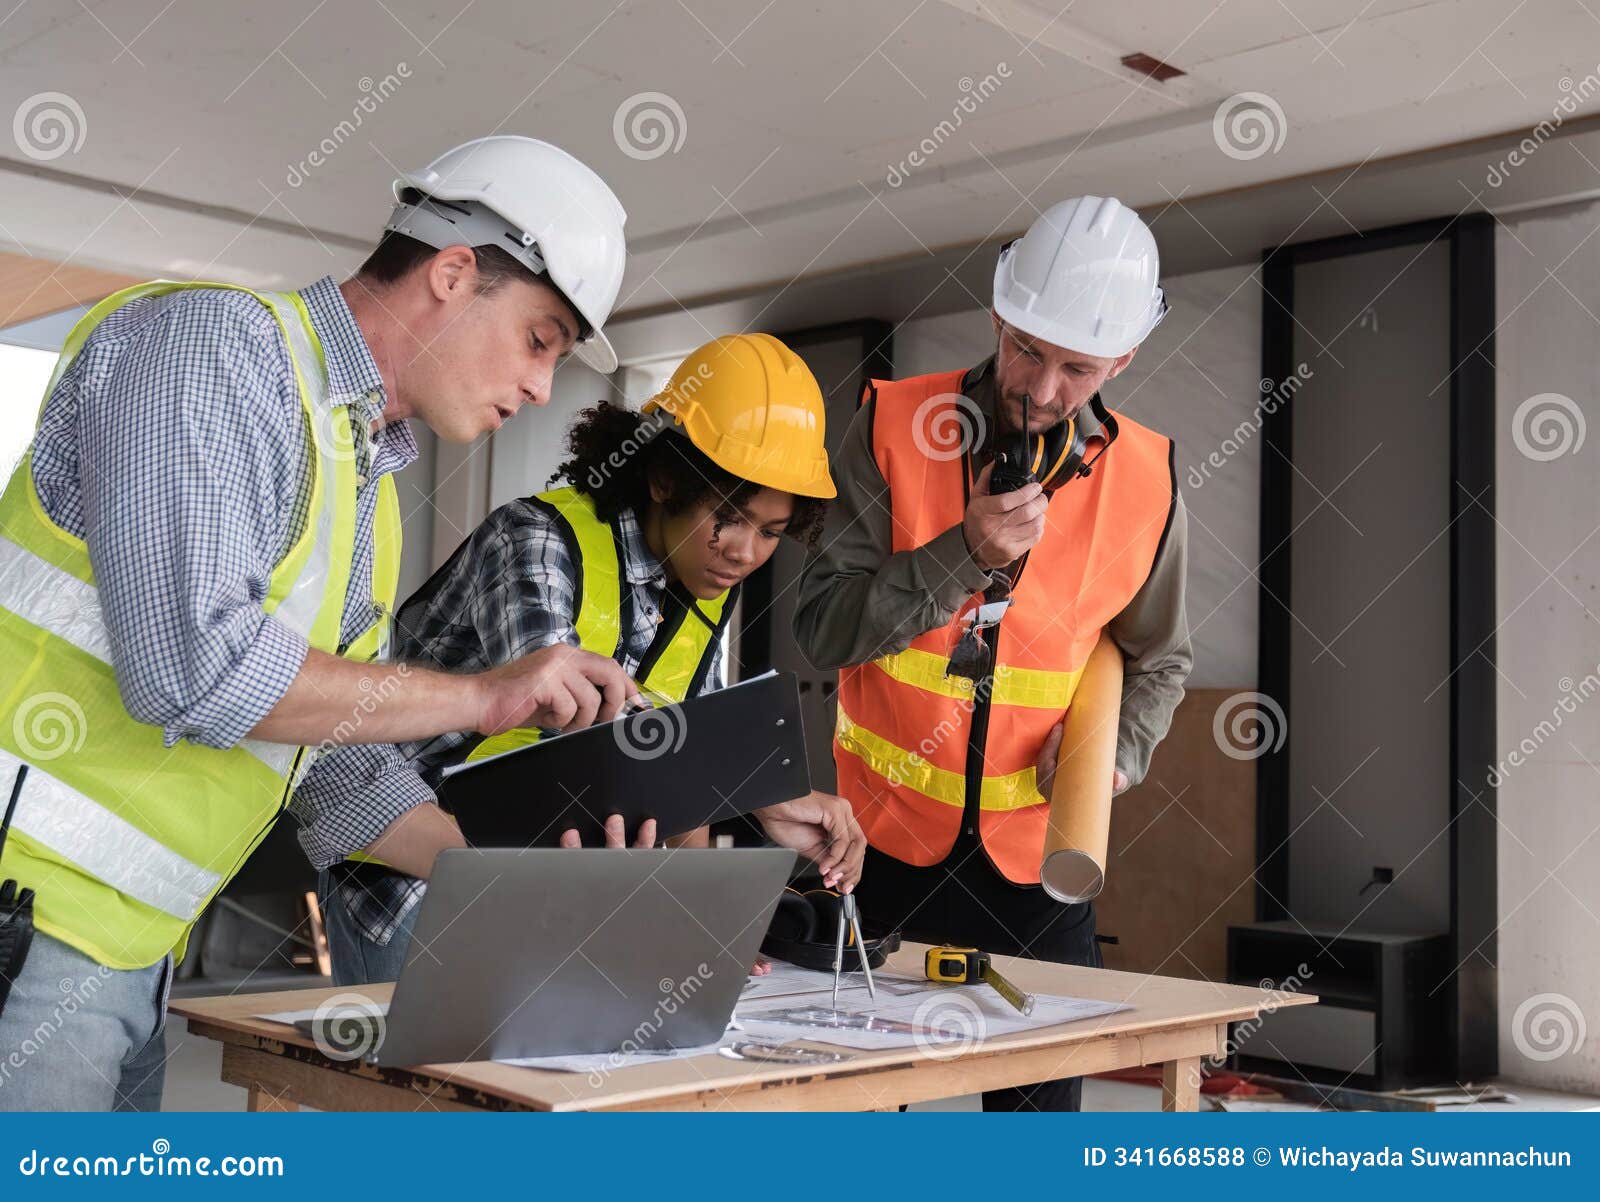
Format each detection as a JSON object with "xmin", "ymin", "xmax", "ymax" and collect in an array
[
  {"xmin": 256, "ymin": 1004, "xmax": 743, "ymax": 1074},
  {"xmin": 732, "ymin": 983, "xmax": 1131, "ymax": 1051},
  {"xmin": 254, "ymin": 969, "xmax": 1131, "ymax": 1064},
  {"xmin": 498, "ymin": 1039, "xmax": 729, "ymax": 1073}
]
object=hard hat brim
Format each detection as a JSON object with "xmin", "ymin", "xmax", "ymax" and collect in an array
[
  {"xmin": 640, "ymin": 400, "xmax": 838, "ymax": 499},
  {"xmin": 572, "ymin": 327, "xmax": 618, "ymax": 374}
]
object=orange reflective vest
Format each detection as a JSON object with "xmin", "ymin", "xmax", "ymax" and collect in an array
[{"xmin": 832, "ymin": 369, "xmax": 1175, "ymax": 884}]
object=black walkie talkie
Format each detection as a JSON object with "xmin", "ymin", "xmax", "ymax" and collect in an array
[
  {"xmin": 988, "ymin": 392, "xmax": 1036, "ymax": 495},
  {"xmin": 0, "ymin": 764, "xmax": 36, "ymax": 1019},
  {"xmin": 949, "ymin": 395, "xmax": 1033, "ymax": 683}
]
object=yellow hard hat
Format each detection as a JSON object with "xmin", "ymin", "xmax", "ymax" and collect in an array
[{"xmin": 642, "ymin": 334, "xmax": 836, "ymax": 499}]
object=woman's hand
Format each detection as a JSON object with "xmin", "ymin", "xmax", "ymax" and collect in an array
[
  {"xmin": 755, "ymin": 791, "xmax": 866, "ymax": 892},
  {"xmin": 557, "ymin": 814, "xmax": 658, "ymax": 848}
]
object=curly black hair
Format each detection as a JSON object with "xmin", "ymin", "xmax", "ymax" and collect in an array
[{"xmin": 551, "ymin": 402, "xmax": 828, "ymax": 548}]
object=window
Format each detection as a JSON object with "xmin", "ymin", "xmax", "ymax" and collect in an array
[
  {"xmin": 2, "ymin": 302, "xmax": 82, "ymax": 477},
  {"xmin": 616, "ymin": 353, "xmax": 684, "ymax": 408},
  {"xmin": 0, "ymin": 344, "xmax": 60, "ymax": 476}
]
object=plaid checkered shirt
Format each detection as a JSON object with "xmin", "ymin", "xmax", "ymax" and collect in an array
[
  {"xmin": 27, "ymin": 275, "xmax": 435, "ymax": 884},
  {"xmin": 335, "ymin": 498, "xmax": 726, "ymax": 946}
]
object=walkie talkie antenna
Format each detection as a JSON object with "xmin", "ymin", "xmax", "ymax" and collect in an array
[
  {"xmin": 1019, "ymin": 391, "xmax": 1036, "ymax": 481},
  {"xmin": 0, "ymin": 764, "xmax": 26, "ymax": 861}
]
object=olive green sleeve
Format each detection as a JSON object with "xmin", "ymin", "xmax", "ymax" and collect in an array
[
  {"xmin": 1107, "ymin": 487, "xmax": 1193, "ymax": 789},
  {"xmin": 792, "ymin": 398, "xmax": 991, "ymax": 672}
]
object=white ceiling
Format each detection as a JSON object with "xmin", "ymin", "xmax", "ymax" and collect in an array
[{"xmin": 2, "ymin": 0, "xmax": 1599, "ymax": 320}]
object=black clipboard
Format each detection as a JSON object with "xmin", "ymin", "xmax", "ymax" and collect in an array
[{"xmin": 436, "ymin": 670, "xmax": 812, "ymax": 848}]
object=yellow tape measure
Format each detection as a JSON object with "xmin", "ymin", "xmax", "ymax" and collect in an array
[{"xmin": 924, "ymin": 946, "xmax": 1035, "ymax": 1015}]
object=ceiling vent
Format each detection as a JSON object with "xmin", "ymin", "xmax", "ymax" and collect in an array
[{"xmin": 1120, "ymin": 52, "xmax": 1186, "ymax": 83}]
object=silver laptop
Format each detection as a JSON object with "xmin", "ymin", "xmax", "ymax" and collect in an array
[{"xmin": 367, "ymin": 847, "xmax": 793, "ymax": 1067}]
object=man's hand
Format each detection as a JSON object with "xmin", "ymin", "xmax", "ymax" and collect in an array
[
  {"xmin": 557, "ymin": 814, "xmax": 658, "ymax": 849},
  {"xmin": 1035, "ymin": 719, "xmax": 1065, "ymax": 799},
  {"xmin": 1035, "ymin": 720, "xmax": 1131, "ymax": 799},
  {"xmin": 962, "ymin": 461, "xmax": 1050, "ymax": 571},
  {"xmin": 755, "ymin": 791, "xmax": 866, "ymax": 892},
  {"xmin": 475, "ymin": 643, "xmax": 639, "ymax": 735}
]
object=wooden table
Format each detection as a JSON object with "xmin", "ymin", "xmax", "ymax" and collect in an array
[{"xmin": 172, "ymin": 944, "xmax": 1316, "ymax": 1113}]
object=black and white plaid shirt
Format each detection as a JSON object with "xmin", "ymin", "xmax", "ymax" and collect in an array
[
  {"xmin": 28, "ymin": 275, "xmax": 433, "ymax": 875},
  {"xmin": 335, "ymin": 497, "xmax": 726, "ymax": 945}
]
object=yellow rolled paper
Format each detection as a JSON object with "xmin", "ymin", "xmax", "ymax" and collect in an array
[{"xmin": 1040, "ymin": 632, "xmax": 1123, "ymax": 903}]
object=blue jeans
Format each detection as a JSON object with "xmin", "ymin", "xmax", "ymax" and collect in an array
[
  {"xmin": 0, "ymin": 931, "xmax": 171, "ymax": 1111},
  {"xmin": 317, "ymin": 869, "xmax": 419, "ymax": 986}
]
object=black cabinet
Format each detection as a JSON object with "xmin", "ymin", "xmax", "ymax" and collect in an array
[{"xmin": 1228, "ymin": 921, "xmax": 1452, "ymax": 1087}]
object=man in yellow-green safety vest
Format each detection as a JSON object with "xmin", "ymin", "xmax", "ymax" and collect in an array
[{"xmin": 0, "ymin": 136, "xmax": 659, "ymax": 1111}]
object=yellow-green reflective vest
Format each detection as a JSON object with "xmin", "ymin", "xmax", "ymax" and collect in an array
[
  {"xmin": 0, "ymin": 281, "xmax": 401, "ymax": 970},
  {"xmin": 463, "ymin": 486, "xmax": 731, "ymax": 763}
]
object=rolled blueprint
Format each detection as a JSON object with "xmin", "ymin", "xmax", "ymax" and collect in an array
[{"xmin": 1040, "ymin": 632, "xmax": 1122, "ymax": 904}]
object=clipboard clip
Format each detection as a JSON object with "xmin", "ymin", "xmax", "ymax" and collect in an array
[{"xmin": 619, "ymin": 685, "xmax": 675, "ymax": 716}]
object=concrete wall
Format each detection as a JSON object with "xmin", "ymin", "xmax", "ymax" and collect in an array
[{"xmin": 1492, "ymin": 201, "xmax": 1600, "ymax": 1093}]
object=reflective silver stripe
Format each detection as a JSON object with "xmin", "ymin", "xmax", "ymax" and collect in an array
[
  {"xmin": 0, "ymin": 748, "xmax": 221, "ymax": 921},
  {"xmin": 261, "ymin": 293, "xmax": 329, "ymax": 411},
  {"xmin": 237, "ymin": 737, "xmax": 300, "ymax": 777},
  {"xmin": 0, "ymin": 537, "xmax": 302, "ymax": 778},
  {"xmin": 0, "ymin": 538, "xmax": 110, "ymax": 661},
  {"xmin": 257, "ymin": 291, "xmax": 342, "ymax": 644}
]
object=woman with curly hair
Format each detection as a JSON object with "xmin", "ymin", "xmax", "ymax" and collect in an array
[{"xmin": 319, "ymin": 334, "xmax": 862, "ymax": 985}]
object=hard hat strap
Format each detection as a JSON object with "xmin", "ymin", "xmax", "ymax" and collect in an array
[
  {"xmin": 385, "ymin": 194, "xmax": 548, "ymax": 277},
  {"xmin": 383, "ymin": 194, "xmax": 601, "ymax": 343}
]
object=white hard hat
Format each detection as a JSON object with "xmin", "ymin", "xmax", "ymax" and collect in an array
[
  {"xmin": 993, "ymin": 196, "xmax": 1166, "ymax": 359},
  {"xmin": 385, "ymin": 136, "xmax": 627, "ymax": 373}
]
